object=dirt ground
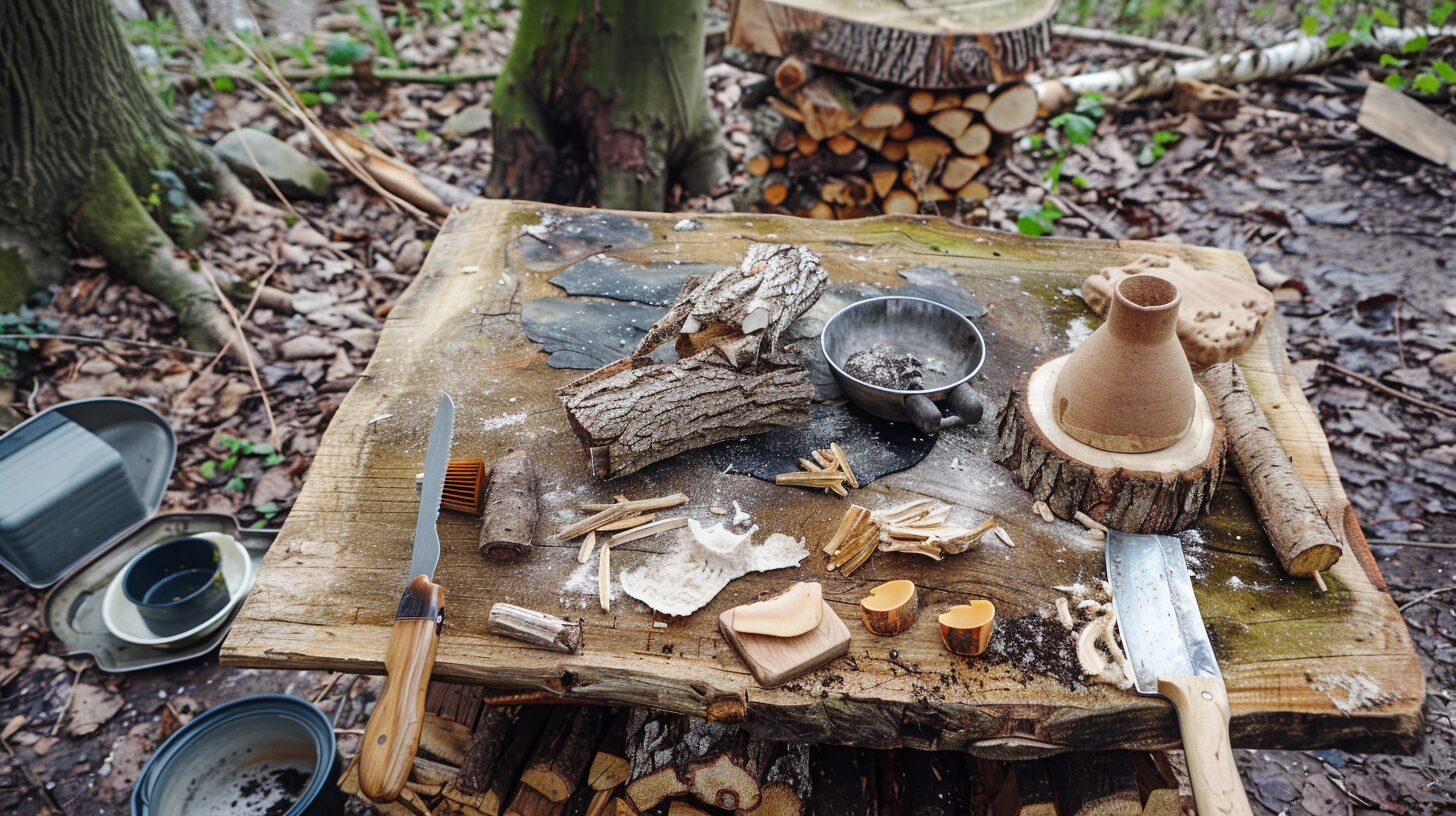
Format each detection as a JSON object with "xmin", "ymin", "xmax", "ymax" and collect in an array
[{"xmin": 2, "ymin": 5, "xmax": 1454, "ymax": 814}]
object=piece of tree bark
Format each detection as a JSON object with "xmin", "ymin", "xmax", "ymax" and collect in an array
[
  {"xmin": 1171, "ymin": 79, "xmax": 1241, "ymax": 120},
  {"xmin": 506, "ymin": 783, "xmax": 567, "ymax": 816},
  {"xmin": 480, "ymin": 451, "xmax": 538, "ymax": 561},
  {"xmin": 1048, "ymin": 751, "xmax": 1142, "ymax": 816},
  {"xmin": 487, "ymin": 603, "xmax": 583, "ymax": 653},
  {"xmin": 1197, "ymin": 364, "xmax": 1343, "ymax": 575},
  {"xmin": 993, "ymin": 358, "xmax": 1226, "ymax": 534},
  {"xmin": 807, "ymin": 745, "xmax": 876, "ymax": 816},
  {"xmin": 487, "ymin": 0, "xmax": 725, "ymax": 210},
  {"xmin": 456, "ymin": 706, "xmax": 517, "ymax": 794},
  {"xmin": 521, "ymin": 706, "xmax": 610, "ymax": 801}
]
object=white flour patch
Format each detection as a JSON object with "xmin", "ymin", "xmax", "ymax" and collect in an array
[
  {"xmin": 481, "ymin": 410, "xmax": 529, "ymax": 431},
  {"xmin": 1310, "ymin": 672, "xmax": 1396, "ymax": 714}
]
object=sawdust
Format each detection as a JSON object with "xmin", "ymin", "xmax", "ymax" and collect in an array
[{"xmin": 1310, "ymin": 672, "xmax": 1396, "ymax": 714}]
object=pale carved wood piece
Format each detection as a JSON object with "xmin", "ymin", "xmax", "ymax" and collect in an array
[{"xmin": 720, "ymin": 601, "xmax": 851, "ymax": 688}]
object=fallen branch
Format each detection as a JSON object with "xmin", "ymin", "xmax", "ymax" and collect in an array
[
  {"xmin": 1052, "ymin": 23, "xmax": 1209, "ymax": 59},
  {"xmin": 1036, "ymin": 25, "xmax": 1456, "ymax": 110},
  {"xmin": 1321, "ymin": 360, "xmax": 1456, "ymax": 419}
]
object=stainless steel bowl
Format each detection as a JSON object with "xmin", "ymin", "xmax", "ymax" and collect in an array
[{"xmin": 821, "ymin": 296, "xmax": 986, "ymax": 435}]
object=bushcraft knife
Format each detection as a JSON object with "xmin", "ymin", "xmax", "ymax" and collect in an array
[
  {"xmin": 1106, "ymin": 530, "xmax": 1253, "ymax": 816},
  {"xmin": 360, "ymin": 393, "xmax": 453, "ymax": 802}
]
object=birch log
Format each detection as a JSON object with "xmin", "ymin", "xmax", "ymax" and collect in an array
[{"xmin": 1036, "ymin": 25, "xmax": 1456, "ymax": 111}]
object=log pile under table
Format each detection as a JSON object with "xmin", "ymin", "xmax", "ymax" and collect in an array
[
  {"xmin": 340, "ymin": 682, "xmax": 1195, "ymax": 815},
  {"xmin": 741, "ymin": 59, "xmax": 1039, "ymax": 220}
]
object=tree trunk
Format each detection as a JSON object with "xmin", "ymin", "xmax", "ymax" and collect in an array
[
  {"xmin": 0, "ymin": 0, "xmax": 240, "ymax": 351},
  {"xmin": 487, "ymin": 0, "xmax": 726, "ymax": 211}
]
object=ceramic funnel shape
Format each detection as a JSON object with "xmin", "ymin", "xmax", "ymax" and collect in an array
[{"xmin": 1053, "ymin": 275, "xmax": 1196, "ymax": 452}]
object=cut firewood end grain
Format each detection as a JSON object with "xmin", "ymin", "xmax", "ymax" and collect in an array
[{"xmin": 859, "ymin": 580, "xmax": 918, "ymax": 636}]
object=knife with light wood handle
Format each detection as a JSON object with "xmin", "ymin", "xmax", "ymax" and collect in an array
[{"xmin": 359, "ymin": 394, "xmax": 453, "ymax": 803}]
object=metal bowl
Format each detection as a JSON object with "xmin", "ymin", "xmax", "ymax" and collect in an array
[{"xmin": 821, "ymin": 296, "xmax": 986, "ymax": 434}]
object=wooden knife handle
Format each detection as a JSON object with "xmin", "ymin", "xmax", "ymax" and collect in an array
[
  {"xmin": 360, "ymin": 575, "xmax": 444, "ymax": 802},
  {"xmin": 1159, "ymin": 675, "xmax": 1253, "ymax": 816}
]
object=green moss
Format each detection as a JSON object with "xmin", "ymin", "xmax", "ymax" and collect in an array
[
  {"xmin": 0, "ymin": 248, "xmax": 28, "ymax": 313},
  {"xmin": 75, "ymin": 159, "xmax": 167, "ymax": 270}
]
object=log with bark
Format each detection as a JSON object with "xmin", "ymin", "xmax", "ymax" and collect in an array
[
  {"xmin": 521, "ymin": 706, "xmax": 611, "ymax": 802},
  {"xmin": 993, "ymin": 355, "xmax": 1226, "ymax": 533},
  {"xmin": 479, "ymin": 451, "xmax": 538, "ymax": 561},
  {"xmin": 487, "ymin": 603, "xmax": 583, "ymax": 654},
  {"xmin": 559, "ymin": 244, "xmax": 826, "ymax": 478}
]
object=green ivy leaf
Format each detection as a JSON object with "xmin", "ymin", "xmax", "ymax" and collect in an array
[
  {"xmin": 298, "ymin": 91, "xmax": 321, "ymax": 106},
  {"xmin": 1412, "ymin": 72, "xmax": 1442, "ymax": 94},
  {"xmin": 251, "ymin": 442, "xmax": 275, "ymax": 455},
  {"xmin": 1072, "ymin": 175, "xmax": 1089, "ymax": 188},
  {"xmin": 1371, "ymin": 7, "xmax": 1399, "ymax": 27},
  {"xmin": 1326, "ymin": 30, "xmax": 1351, "ymax": 47},
  {"xmin": 1401, "ymin": 35, "xmax": 1428, "ymax": 54},
  {"xmin": 1384, "ymin": 73, "xmax": 1408, "ymax": 89},
  {"xmin": 325, "ymin": 33, "xmax": 370, "ymax": 66},
  {"xmin": 200, "ymin": 460, "xmax": 217, "ymax": 479},
  {"xmin": 1433, "ymin": 60, "xmax": 1456, "ymax": 83},
  {"xmin": 1301, "ymin": 13, "xmax": 1319, "ymax": 34},
  {"xmin": 1073, "ymin": 92, "xmax": 1105, "ymax": 118},
  {"xmin": 1317, "ymin": 0, "xmax": 1335, "ymax": 14},
  {"xmin": 264, "ymin": 452, "xmax": 286, "ymax": 466},
  {"xmin": 415, "ymin": 128, "xmax": 434, "ymax": 141},
  {"xmin": 226, "ymin": 475, "xmax": 248, "ymax": 492},
  {"xmin": 212, "ymin": 76, "xmax": 235, "ymax": 93},
  {"xmin": 362, "ymin": 109, "xmax": 381, "ymax": 122},
  {"xmin": 1152, "ymin": 129, "xmax": 1181, "ymax": 146},
  {"xmin": 221, "ymin": 454, "xmax": 239, "ymax": 472},
  {"xmin": 319, "ymin": 91, "xmax": 338, "ymax": 105},
  {"xmin": 1049, "ymin": 112, "xmax": 1097, "ymax": 145},
  {"xmin": 1379, "ymin": 53, "xmax": 1408, "ymax": 68},
  {"xmin": 251, "ymin": 519, "xmax": 268, "ymax": 528},
  {"xmin": 255, "ymin": 501, "xmax": 280, "ymax": 516},
  {"xmin": 1433, "ymin": 1, "xmax": 1455, "ymax": 26}
]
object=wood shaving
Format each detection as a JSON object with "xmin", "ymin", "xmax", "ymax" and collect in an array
[
  {"xmin": 1032, "ymin": 500, "xmax": 1054, "ymax": 523},
  {"xmin": 777, "ymin": 440, "xmax": 861, "ymax": 494},
  {"xmin": 1054, "ymin": 582, "xmax": 1135, "ymax": 689}
]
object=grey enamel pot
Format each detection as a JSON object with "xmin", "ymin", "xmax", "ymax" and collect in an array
[
  {"xmin": 821, "ymin": 296, "xmax": 987, "ymax": 435},
  {"xmin": 132, "ymin": 694, "xmax": 344, "ymax": 816}
]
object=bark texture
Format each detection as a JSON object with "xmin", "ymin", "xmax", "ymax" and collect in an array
[
  {"xmin": 479, "ymin": 451, "xmax": 539, "ymax": 561},
  {"xmin": 487, "ymin": 0, "xmax": 726, "ymax": 211},
  {"xmin": 1197, "ymin": 363, "xmax": 1344, "ymax": 576},
  {"xmin": 0, "ymin": 0, "xmax": 236, "ymax": 349}
]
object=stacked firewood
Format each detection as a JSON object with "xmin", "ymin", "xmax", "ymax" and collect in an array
[
  {"xmin": 742, "ymin": 57, "xmax": 1039, "ymax": 220},
  {"xmin": 342, "ymin": 682, "xmax": 1195, "ymax": 815}
]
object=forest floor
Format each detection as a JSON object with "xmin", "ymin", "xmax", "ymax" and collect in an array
[{"xmin": 1, "ymin": 4, "xmax": 1454, "ymax": 815}]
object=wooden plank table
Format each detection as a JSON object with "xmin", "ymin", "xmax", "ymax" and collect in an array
[{"xmin": 222, "ymin": 200, "xmax": 1422, "ymax": 756}]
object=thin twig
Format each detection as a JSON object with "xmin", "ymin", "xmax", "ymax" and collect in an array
[
  {"xmin": 1399, "ymin": 585, "xmax": 1456, "ymax": 612},
  {"xmin": 1052, "ymin": 23, "xmax": 1210, "ymax": 59},
  {"xmin": 230, "ymin": 125, "xmax": 302, "ymax": 220},
  {"xmin": 198, "ymin": 264, "xmax": 281, "ymax": 450},
  {"xmin": 1320, "ymin": 360, "xmax": 1456, "ymax": 419},
  {"xmin": 0, "ymin": 333, "xmax": 213, "ymax": 357},
  {"xmin": 1365, "ymin": 538, "xmax": 1456, "ymax": 550},
  {"xmin": 50, "ymin": 665, "xmax": 84, "ymax": 737}
]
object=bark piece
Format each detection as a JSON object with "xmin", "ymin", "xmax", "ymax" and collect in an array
[
  {"xmin": 1198, "ymin": 363, "xmax": 1343, "ymax": 576},
  {"xmin": 560, "ymin": 245, "xmax": 825, "ymax": 478},
  {"xmin": 742, "ymin": 742, "xmax": 811, "ymax": 816},
  {"xmin": 774, "ymin": 56, "xmax": 814, "ymax": 94},
  {"xmin": 488, "ymin": 603, "xmax": 583, "ymax": 654},
  {"xmin": 1357, "ymin": 81, "xmax": 1456, "ymax": 170},
  {"xmin": 1171, "ymin": 79, "xmax": 1241, "ymax": 120},
  {"xmin": 938, "ymin": 601, "xmax": 996, "ymax": 656},
  {"xmin": 456, "ymin": 706, "xmax": 516, "ymax": 794},
  {"xmin": 1048, "ymin": 751, "xmax": 1142, "ymax": 816},
  {"xmin": 734, "ymin": 0, "xmax": 1054, "ymax": 89},
  {"xmin": 682, "ymin": 722, "xmax": 776, "ymax": 810},
  {"xmin": 480, "ymin": 451, "xmax": 538, "ymax": 561},
  {"xmin": 729, "ymin": 581, "xmax": 824, "ymax": 637},
  {"xmin": 625, "ymin": 710, "xmax": 692, "ymax": 812},
  {"xmin": 484, "ymin": 705, "xmax": 553, "ymax": 815},
  {"xmin": 983, "ymin": 760, "xmax": 1056, "ymax": 816},
  {"xmin": 992, "ymin": 355, "xmax": 1226, "ymax": 534},
  {"xmin": 787, "ymin": 148, "xmax": 869, "ymax": 178},
  {"xmin": 521, "ymin": 706, "xmax": 610, "ymax": 801},
  {"xmin": 859, "ymin": 580, "xmax": 918, "ymax": 636}
]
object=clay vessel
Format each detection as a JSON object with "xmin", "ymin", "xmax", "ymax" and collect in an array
[{"xmin": 1052, "ymin": 274, "xmax": 1195, "ymax": 453}]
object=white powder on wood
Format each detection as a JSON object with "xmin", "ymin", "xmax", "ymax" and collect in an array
[
  {"xmin": 619, "ymin": 520, "xmax": 808, "ymax": 616},
  {"xmin": 1310, "ymin": 672, "xmax": 1395, "ymax": 714}
]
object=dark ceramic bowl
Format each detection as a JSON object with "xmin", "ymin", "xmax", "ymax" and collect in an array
[
  {"xmin": 131, "ymin": 694, "xmax": 344, "ymax": 816},
  {"xmin": 120, "ymin": 536, "xmax": 228, "ymax": 630}
]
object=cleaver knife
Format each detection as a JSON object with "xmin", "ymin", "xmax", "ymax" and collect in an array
[
  {"xmin": 1106, "ymin": 530, "xmax": 1253, "ymax": 816},
  {"xmin": 360, "ymin": 393, "xmax": 453, "ymax": 802}
]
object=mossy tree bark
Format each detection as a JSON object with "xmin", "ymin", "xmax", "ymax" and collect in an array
[
  {"xmin": 487, "ymin": 0, "xmax": 727, "ymax": 211},
  {"xmin": 0, "ymin": 0, "xmax": 244, "ymax": 351}
]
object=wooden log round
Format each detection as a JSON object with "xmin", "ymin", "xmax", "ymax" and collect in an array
[{"xmin": 992, "ymin": 355, "xmax": 1226, "ymax": 534}]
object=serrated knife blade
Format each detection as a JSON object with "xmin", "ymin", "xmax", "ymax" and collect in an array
[{"xmin": 409, "ymin": 393, "xmax": 454, "ymax": 580}]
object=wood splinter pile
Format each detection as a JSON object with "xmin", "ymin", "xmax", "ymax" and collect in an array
[
  {"xmin": 1054, "ymin": 581, "xmax": 1136, "ymax": 689},
  {"xmin": 774, "ymin": 440, "xmax": 858, "ymax": 495},
  {"xmin": 823, "ymin": 499, "xmax": 996, "ymax": 576},
  {"xmin": 747, "ymin": 57, "xmax": 1039, "ymax": 219},
  {"xmin": 558, "ymin": 493, "xmax": 690, "ymax": 613}
]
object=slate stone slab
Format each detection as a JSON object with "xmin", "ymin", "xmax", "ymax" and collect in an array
[
  {"xmin": 519, "ymin": 299, "xmax": 666, "ymax": 369},
  {"xmin": 549, "ymin": 256, "xmax": 721, "ymax": 306},
  {"xmin": 706, "ymin": 404, "xmax": 937, "ymax": 486}
]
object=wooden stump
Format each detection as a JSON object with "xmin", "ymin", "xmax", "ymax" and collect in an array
[{"xmin": 993, "ymin": 355, "xmax": 1225, "ymax": 534}]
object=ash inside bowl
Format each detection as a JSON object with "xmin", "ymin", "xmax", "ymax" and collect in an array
[{"xmin": 843, "ymin": 343, "xmax": 925, "ymax": 390}]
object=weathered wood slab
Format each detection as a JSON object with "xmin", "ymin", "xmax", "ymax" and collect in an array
[{"xmin": 222, "ymin": 200, "xmax": 1422, "ymax": 755}]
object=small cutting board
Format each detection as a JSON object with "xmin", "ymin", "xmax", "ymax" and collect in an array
[{"xmin": 719, "ymin": 601, "xmax": 851, "ymax": 688}]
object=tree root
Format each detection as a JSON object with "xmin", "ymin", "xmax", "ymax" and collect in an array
[{"xmin": 74, "ymin": 157, "xmax": 253, "ymax": 361}]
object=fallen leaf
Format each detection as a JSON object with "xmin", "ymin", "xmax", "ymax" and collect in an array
[{"xmin": 65, "ymin": 683, "xmax": 124, "ymax": 737}]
